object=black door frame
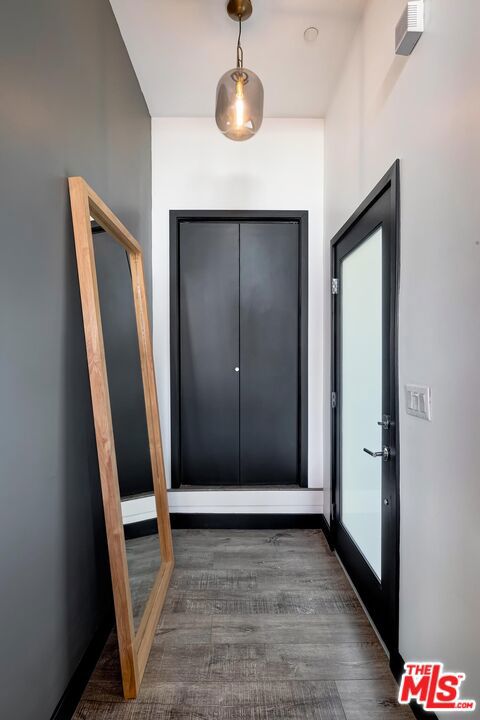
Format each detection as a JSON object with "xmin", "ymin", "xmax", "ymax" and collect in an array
[
  {"xmin": 330, "ymin": 161, "xmax": 400, "ymax": 656},
  {"xmin": 170, "ymin": 210, "xmax": 309, "ymax": 489}
]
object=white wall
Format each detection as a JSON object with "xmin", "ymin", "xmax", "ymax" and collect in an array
[
  {"xmin": 324, "ymin": 0, "xmax": 480, "ymax": 708},
  {"xmin": 151, "ymin": 117, "xmax": 324, "ymax": 511}
]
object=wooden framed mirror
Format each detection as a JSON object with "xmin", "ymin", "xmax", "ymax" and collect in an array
[{"xmin": 68, "ymin": 177, "xmax": 173, "ymax": 699}]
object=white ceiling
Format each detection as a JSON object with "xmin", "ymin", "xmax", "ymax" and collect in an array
[{"xmin": 110, "ymin": 0, "xmax": 367, "ymax": 118}]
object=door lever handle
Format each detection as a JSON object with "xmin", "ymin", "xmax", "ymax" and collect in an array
[
  {"xmin": 363, "ymin": 446, "xmax": 391, "ymax": 461},
  {"xmin": 363, "ymin": 448, "xmax": 383, "ymax": 457}
]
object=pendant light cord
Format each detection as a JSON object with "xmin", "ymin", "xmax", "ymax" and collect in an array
[{"xmin": 236, "ymin": 16, "xmax": 243, "ymax": 68}]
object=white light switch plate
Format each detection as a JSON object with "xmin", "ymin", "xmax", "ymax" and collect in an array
[{"xmin": 405, "ymin": 384, "xmax": 432, "ymax": 420}]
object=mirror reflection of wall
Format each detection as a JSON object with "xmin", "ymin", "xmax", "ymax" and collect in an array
[
  {"xmin": 93, "ymin": 224, "xmax": 153, "ymax": 498},
  {"xmin": 93, "ymin": 224, "xmax": 160, "ymax": 629}
]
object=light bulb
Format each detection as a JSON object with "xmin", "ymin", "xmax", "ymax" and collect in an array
[{"xmin": 235, "ymin": 77, "xmax": 245, "ymax": 127}]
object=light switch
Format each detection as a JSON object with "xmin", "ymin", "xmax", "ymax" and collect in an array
[{"xmin": 405, "ymin": 384, "xmax": 431, "ymax": 420}]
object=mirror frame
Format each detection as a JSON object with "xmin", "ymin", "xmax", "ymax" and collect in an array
[{"xmin": 68, "ymin": 177, "xmax": 174, "ymax": 699}]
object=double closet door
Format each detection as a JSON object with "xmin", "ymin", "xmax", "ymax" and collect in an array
[{"xmin": 171, "ymin": 217, "xmax": 307, "ymax": 487}]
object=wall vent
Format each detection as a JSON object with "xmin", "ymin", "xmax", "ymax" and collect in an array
[{"xmin": 395, "ymin": 0, "xmax": 424, "ymax": 56}]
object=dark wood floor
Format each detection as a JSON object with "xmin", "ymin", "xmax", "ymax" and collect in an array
[{"xmin": 73, "ymin": 529, "xmax": 413, "ymax": 719}]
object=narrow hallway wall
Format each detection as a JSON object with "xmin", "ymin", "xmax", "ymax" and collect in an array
[
  {"xmin": 324, "ymin": 0, "xmax": 480, "ymax": 710},
  {"xmin": 0, "ymin": 1, "xmax": 151, "ymax": 717}
]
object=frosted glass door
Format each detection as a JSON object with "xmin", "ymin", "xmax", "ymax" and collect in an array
[{"xmin": 340, "ymin": 227, "xmax": 382, "ymax": 578}]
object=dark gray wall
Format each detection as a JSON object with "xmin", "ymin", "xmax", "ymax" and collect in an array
[{"xmin": 0, "ymin": 2, "xmax": 151, "ymax": 718}]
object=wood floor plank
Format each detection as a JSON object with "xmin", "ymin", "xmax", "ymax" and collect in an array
[
  {"xmin": 171, "ymin": 567, "xmax": 351, "ymax": 594},
  {"xmin": 144, "ymin": 642, "xmax": 268, "ymax": 682},
  {"xmin": 212, "ymin": 551, "xmax": 337, "ymax": 572},
  {"xmin": 336, "ymin": 678, "xmax": 414, "ymax": 719},
  {"xmin": 212, "ymin": 614, "xmax": 376, "ymax": 645},
  {"xmin": 256, "ymin": 571, "xmax": 351, "ymax": 592},
  {"xmin": 172, "ymin": 550, "xmax": 215, "ymax": 569},
  {"xmin": 154, "ymin": 613, "xmax": 213, "ymax": 645},
  {"xmin": 172, "ymin": 528, "xmax": 328, "ymax": 551},
  {"xmin": 142, "ymin": 640, "xmax": 390, "ymax": 684},
  {"xmin": 171, "ymin": 569, "xmax": 258, "ymax": 591},
  {"xmin": 163, "ymin": 588, "xmax": 361, "ymax": 616},
  {"xmin": 265, "ymin": 642, "xmax": 391, "ymax": 681}
]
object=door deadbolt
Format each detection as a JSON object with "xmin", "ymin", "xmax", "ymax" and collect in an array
[{"xmin": 377, "ymin": 414, "xmax": 393, "ymax": 430}]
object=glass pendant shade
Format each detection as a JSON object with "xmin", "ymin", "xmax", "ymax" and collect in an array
[{"xmin": 215, "ymin": 67, "xmax": 264, "ymax": 142}]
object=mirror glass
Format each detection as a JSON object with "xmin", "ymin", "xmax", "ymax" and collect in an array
[{"xmin": 93, "ymin": 224, "xmax": 161, "ymax": 630}]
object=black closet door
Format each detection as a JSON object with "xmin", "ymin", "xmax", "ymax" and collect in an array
[
  {"xmin": 240, "ymin": 223, "xmax": 299, "ymax": 485},
  {"xmin": 179, "ymin": 222, "xmax": 239, "ymax": 485}
]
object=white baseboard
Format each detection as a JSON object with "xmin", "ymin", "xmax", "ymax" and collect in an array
[{"xmin": 122, "ymin": 489, "xmax": 323, "ymax": 524}]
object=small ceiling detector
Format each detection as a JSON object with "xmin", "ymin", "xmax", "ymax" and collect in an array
[{"xmin": 304, "ymin": 26, "xmax": 319, "ymax": 43}]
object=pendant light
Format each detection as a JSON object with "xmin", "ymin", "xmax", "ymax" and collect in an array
[{"xmin": 215, "ymin": 0, "xmax": 264, "ymax": 142}]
